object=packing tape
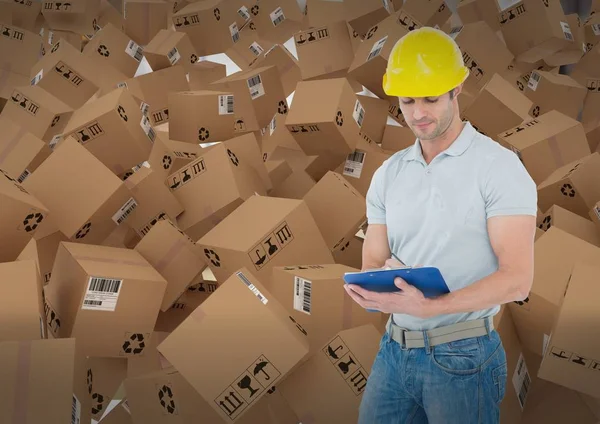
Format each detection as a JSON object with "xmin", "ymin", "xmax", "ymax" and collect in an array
[
  {"xmin": 12, "ymin": 340, "xmax": 33, "ymax": 424},
  {"xmin": 0, "ymin": 125, "xmax": 27, "ymax": 166},
  {"xmin": 547, "ymin": 135, "xmax": 564, "ymax": 168},
  {"xmin": 341, "ymin": 286, "xmax": 353, "ymax": 330},
  {"xmin": 298, "ymin": 412, "xmax": 316, "ymax": 424},
  {"xmin": 73, "ymin": 255, "xmax": 152, "ymax": 268},
  {"xmin": 154, "ymin": 239, "xmax": 189, "ymax": 273}
]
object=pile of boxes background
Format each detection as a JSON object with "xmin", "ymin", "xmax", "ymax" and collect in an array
[{"xmin": 1, "ymin": 0, "xmax": 600, "ymax": 422}]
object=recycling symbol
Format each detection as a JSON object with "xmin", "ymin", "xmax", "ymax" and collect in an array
[
  {"xmin": 198, "ymin": 127, "xmax": 210, "ymax": 141},
  {"xmin": 251, "ymin": 4, "xmax": 259, "ymax": 15},
  {"xmin": 75, "ymin": 222, "xmax": 92, "ymax": 239},
  {"xmin": 204, "ymin": 248, "xmax": 221, "ymax": 267},
  {"xmin": 249, "ymin": 22, "xmax": 256, "ymax": 30},
  {"xmin": 23, "ymin": 212, "xmax": 44, "ymax": 232},
  {"xmin": 86, "ymin": 369, "xmax": 93, "ymax": 394},
  {"xmin": 51, "ymin": 115, "xmax": 60, "ymax": 127},
  {"xmin": 263, "ymin": 152, "xmax": 268, "ymax": 162},
  {"xmin": 514, "ymin": 296, "xmax": 529, "ymax": 306},
  {"xmin": 366, "ymin": 25, "xmax": 377, "ymax": 40},
  {"xmin": 117, "ymin": 105, "xmax": 128, "ymax": 122},
  {"xmin": 214, "ymin": 7, "xmax": 220, "ymax": 20},
  {"xmin": 538, "ymin": 215, "xmax": 552, "ymax": 231},
  {"xmin": 531, "ymin": 105, "xmax": 540, "ymax": 117},
  {"xmin": 335, "ymin": 110, "xmax": 343, "ymax": 126},
  {"xmin": 158, "ymin": 385, "xmax": 176, "ymax": 414},
  {"xmin": 560, "ymin": 183, "xmax": 576, "ymax": 197},
  {"xmin": 41, "ymin": 46, "xmax": 45, "ymax": 56},
  {"xmin": 91, "ymin": 392, "xmax": 105, "ymax": 415},
  {"xmin": 190, "ymin": 53, "xmax": 198, "ymax": 63},
  {"xmin": 277, "ymin": 100, "xmax": 288, "ymax": 114},
  {"xmin": 162, "ymin": 155, "xmax": 173, "ymax": 169},
  {"xmin": 122, "ymin": 171, "xmax": 134, "ymax": 181},
  {"xmin": 97, "ymin": 44, "xmax": 110, "ymax": 57},
  {"xmin": 122, "ymin": 333, "xmax": 146, "ymax": 355},
  {"xmin": 228, "ymin": 149, "xmax": 239, "ymax": 166},
  {"xmin": 517, "ymin": 80, "xmax": 525, "ymax": 91},
  {"xmin": 542, "ymin": 0, "xmax": 549, "ymax": 6}
]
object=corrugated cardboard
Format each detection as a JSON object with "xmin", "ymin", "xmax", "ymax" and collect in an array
[
  {"xmin": 356, "ymin": 94, "xmax": 389, "ymax": 145},
  {"xmin": 0, "ymin": 0, "xmax": 41, "ymax": 32},
  {"xmin": 157, "ymin": 267, "xmax": 310, "ymax": 422},
  {"xmin": 583, "ymin": 14, "xmax": 600, "ymax": 52},
  {"xmin": 17, "ymin": 226, "xmax": 69, "ymax": 286},
  {"xmin": 44, "ymin": 29, "xmax": 84, "ymax": 52},
  {"xmin": 261, "ymin": 112, "xmax": 304, "ymax": 162},
  {"xmin": 250, "ymin": 0, "xmax": 304, "ymax": 44},
  {"xmin": 0, "ymin": 338, "xmax": 92, "ymax": 424},
  {"xmin": 126, "ymin": 330, "xmax": 171, "ymax": 378},
  {"xmin": 154, "ymin": 280, "xmax": 216, "ymax": 332},
  {"xmin": 99, "ymin": 398, "xmax": 133, "ymax": 424},
  {"xmin": 147, "ymin": 131, "xmax": 202, "ymax": 179},
  {"xmin": 221, "ymin": 132, "xmax": 273, "ymax": 190},
  {"xmin": 401, "ymin": 0, "xmax": 451, "ymax": 29},
  {"xmin": 342, "ymin": 0, "xmax": 390, "ymax": 39},
  {"xmin": 41, "ymin": 0, "xmax": 101, "ymax": 35},
  {"xmin": 457, "ymin": 0, "xmax": 502, "ymax": 32},
  {"xmin": 266, "ymin": 159, "xmax": 292, "ymax": 187},
  {"xmin": 43, "ymin": 241, "xmax": 167, "ymax": 357},
  {"xmin": 497, "ymin": 111, "xmax": 591, "ymax": 185},
  {"xmin": 268, "ymin": 169, "xmax": 316, "ymax": 199},
  {"xmin": 98, "ymin": 0, "xmax": 126, "ymax": 32},
  {"xmin": 87, "ymin": 356, "xmax": 128, "ymax": 419},
  {"xmin": 101, "ymin": 221, "xmax": 141, "ymax": 249},
  {"xmin": 123, "ymin": 0, "xmax": 169, "ymax": 46},
  {"xmin": 225, "ymin": 19, "xmax": 275, "ymax": 71},
  {"xmin": 589, "ymin": 201, "xmax": 600, "ymax": 236},
  {"xmin": 543, "ymin": 13, "xmax": 586, "ymax": 66},
  {"xmin": 197, "ymin": 194, "xmax": 334, "ymax": 283},
  {"xmin": 187, "ymin": 60, "xmax": 227, "ymax": 91},
  {"xmin": 537, "ymin": 204, "xmax": 600, "ymax": 247},
  {"xmin": 381, "ymin": 124, "xmax": 415, "ymax": 152},
  {"xmin": 0, "ymin": 22, "xmax": 43, "ymax": 78},
  {"xmin": 249, "ymin": 44, "xmax": 301, "ymax": 98},
  {"xmin": 278, "ymin": 324, "xmax": 381, "ymax": 424},
  {"xmin": 332, "ymin": 234, "xmax": 363, "ymax": 270},
  {"xmin": 143, "ymin": 29, "xmax": 198, "ymax": 73},
  {"xmin": 524, "ymin": 70, "xmax": 587, "ymax": 119},
  {"xmin": 571, "ymin": 39, "xmax": 600, "ymax": 89}
]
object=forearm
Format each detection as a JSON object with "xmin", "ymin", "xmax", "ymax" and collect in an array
[{"xmin": 426, "ymin": 269, "xmax": 531, "ymax": 317}]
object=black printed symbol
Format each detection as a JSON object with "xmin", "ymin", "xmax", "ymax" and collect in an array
[
  {"xmin": 267, "ymin": 386, "xmax": 276, "ymax": 394},
  {"xmin": 158, "ymin": 385, "xmax": 176, "ymax": 414},
  {"xmin": 75, "ymin": 222, "xmax": 92, "ymax": 239},
  {"xmin": 48, "ymin": 309, "xmax": 60, "ymax": 332},
  {"xmin": 289, "ymin": 315, "xmax": 307, "ymax": 336},
  {"xmin": 307, "ymin": 31, "xmax": 316, "ymax": 41},
  {"xmin": 538, "ymin": 215, "xmax": 552, "ymax": 231},
  {"xmin": 2, "ymin": 26, "xmax": 10, "ymax": 37},
  {"xmin": 551, "ymin": 347, "xmax": 571, "ymax": 360},
  {"xmin": 517, "ymin": 80, "xmax": 525, "ymax": 91},
  {"xmin": 214, "ymin": 7, "xmax": 220, "ymax": 20},
  {"xmin": 337, "ymin": 355, "xmax": 356, "ymax": 375},
  {"xmin": 570, "ymin": 355, "xmax": 589, "ymax": 366},
  {"xmin": 97, "ymin": 44, "xmax": 110, "ymax": 57},
  {"xmin": 561, "ymin": 183, "xmax": 576, "ymax": 197},
  {"xmin": 235, "ymin": 119, "xmax": 245, "ymax": 131},
  {"xmin": 190, "ymin": 53, "xmax": 198, "ymax": 63},
  {"xmin": 117, "ymin": 105, "xmax": 127, "ymax": 122},
  {"xmin": 366, "ymin": 26, "xmax": 377, "ymax": 40},
  {"xmin": 86, "ymin": 369, "xmax": 93, "ymax": 394},
  {"xmin": 204, "ymin": 249, "xmax": 221, "ymax": 267},
  {"xmin": 340, "ymin": 240, "xmax": 350, "ymax": 251},
  {"xmin": 162, "ymin": 155, "xmax": 172, "ymax": 169},
  {"xmin": 352, "ymin": 29, "xmax": 359, "ymax": 38},
  {"xmin": 51, "ymin": 115, "xmax": 60, "ymax": 127},
  {"xmin": 249, "ymin": 22, "xmax": 256, "ymax": 30},
  {"xmin": 122, "ymin": 333, "xmax": 145, "ymax": 355},
  {"xmin": 350, "ymin": 369, "xmax": 368, "ymax": 394},
  {"xmin": 336, "ymin": 111, "xmax": 343, "ymax": 126},
  {"xmin": 41, "ymin": 46, "xmax": 45, "ymax": 56},
  {"xmin": 328, "ymin": 344, "xmax": 344, "ymax": 360},
  {"xmin": 219, "ymin": 391, "xmax": 244, "ymax": 416},
  {"xmin": 532, "ymin": 106, "xmax": 540, "ymax": 117},
  {"xmin": 278, "ymin": 100, "xmax": 288, "ymax": 114},
  {"xmin": 237, "ymin": 375, "xmax": 260, "ymax": 397},
  {"xmin": 198, "ymin": 127, "xmax": 210, "ymax": 141},
  {"xmin": 23, "ymin": 212, "xmax": 44, "ymax": 232},
  {"xmin": 542, "ymin": 0, "xmax": 549, "ymax": 6},
  {"xmin": 262, "ymin": 153, "xmax": 268, "ymax": 162},
  {"xmin": 253, "ymin": 361, "xmax": 271, "ymax": 381},
  {"xmin": 513, "ymin": 296, "xmax": 529, "ymax": 306},
  {"xmin": 251, "ymin": 5, "xmax": 259, "ymax": 15},
  {"xmin": 296, "ymin": 34, "xmax": 306, "ymax": 44},
  {"xmin": 77, "ymin": 129, "xmax": 90, "ymax": 143},
  {"xmin": 438, "ymin": 3, "xmax": 446, "ymax": 11},
  {"xmin": 228, "ymin": 149, "xmax": 239, "ymax": 166},
  {"xmin": 91, "ymin": 393, "xmax": 104, "ymax": 415},
  {"xmin": 51, "ymin": 42, "xmax": 60, "ymax": 53}
]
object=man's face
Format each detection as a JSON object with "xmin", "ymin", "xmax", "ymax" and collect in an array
[{"xmin": 398, "ymin": 90, "xmax": 456, "ymax": 141}]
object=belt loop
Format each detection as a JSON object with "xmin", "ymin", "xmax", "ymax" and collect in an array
[
  {"xmin": 485, "ymin": 316, "xmax": 492, "ymax": 339},
  {"xmin": 423, "ymin": 330, "xmax": 431, "ymax": 354}
]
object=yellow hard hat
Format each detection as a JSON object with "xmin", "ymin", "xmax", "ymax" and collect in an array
[{"xmin": 382, "ymin": 27, "xmax": 469, "ymax": 98}]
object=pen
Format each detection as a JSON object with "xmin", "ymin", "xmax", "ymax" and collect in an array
[{"xmin": 391, "ymin": 252, "xmax": 407, "ymax": 267}]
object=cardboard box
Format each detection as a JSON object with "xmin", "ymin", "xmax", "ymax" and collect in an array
[
  {"xmin": 41, "ymin": 0, "xmax": 101, "ymax": 35},
  {"xmin": 261, "ymin": 112, "xmax": 304, "ymax": 163},
  {"xmin": 134, "ymin": 220, "xmax": 206, "ymax": 311},
  {"xmin": 167, "ymin": 90, "xmax": 237, "ymax": 144},
  {"xmin": 157, "ymin": 267, "xmax": 310, "ymax": 422},
  {"xmin": 508, "ymin": 227, "xmax": 600, "ymax": 356},
  {"xmin": 44, "ymin": 29, "xmax": 85, "ymax": 52},
  {"xmin": 497, "ymin": 111, "xmax": 591, "ymax": 185},
  {"xmin": 211, "ymin": 65, "xmax": 289, "ymax": 132},
  {"xmin": 342, "ymin": 0, "xmax": 391, "ymax": 39},
  {"xmin": 537, "ymin": 204, "xmax": 600, "ymax": 247},
  {"xmin": 0, "ymin": 338, "xmax": 92, "ymax": 424},
  {"xmin": 43, "ymin": 241, "xmax": 167, "ymax": 357},
  {"xmin": 500, "ymin": 59, "xmax": 555, "ymax": 93},
  {"xmin": 356, "ymin": 94, "xmax": 389, "ymax": 145},
  {"xmin": 332, "ymin": 234, "xmax": 363, "ymax": 270},
  {"xmin": 571, "ymin": 40, "xmax": 600, "ymax": 89},
  {"xmin": 169, "ymin": 143, "xmax": 268, "ymax": 241},
  {"xmin": 538, "ymin": 260, "xmax": 600, "ymax": 398},
  {"xmin": 303, "ymin": 171, "xmax": 366, "ymax": 254},
  {"xmin": 123, "ymin": 0, "xmax": 169, "ymax": 46},
  {"xmin": 147, "ymin": 131, "xmax": 202, "ymax": 179},
  {"xmin": 457, "ymin": 0, "xmax": 502, "ymax": 32},
  {"xmin": 381, "ymin": 124, "xmax": 415, "ymax": 152},
  {"xmin": 61, "ymin": 86, "xmax": 154, "ymax": 178},
  {"xmin": 99, "ymin": 399, "xmax": 133, "ymax": 424},
  {"xmin": 278, "ymin": 324, "xmax": 381, "ymax": 424},
  {"xmin": 0, "ymin": 23, "xmax": 43, "ymax": 78},
  {"xmin": 537, "ymin": 152, "xmax": 600, "ymax": 218},
  {"xmin": 499, "ymin": 0, "xmax": 574, "ymax": 63},
  {"xmin": 582, "ymin": 82, "xmax": 600, "ymax": 134},
  {"xmin": 0, "ymin": 0, "xmax": 41, "ymax": 32},
  {"xmin": 583, "ymin": 13, "xmax": 600, "ymax": 53},
  {"xmin": 221, "ymin": 132, "xmax": 273, "ymax": 191},
  {"xmin": 590, "ymin": 201, "xmax": 600, "ymax": 235},
  {"xmin": 249, "ymin": 44, "xmax": 301, "ymax": 98},
  {"xmin": 249, "ymin": 0, "xmax": 305, "ymax": 44},
  {"xmin": 82, "ymin": 22, "xmax": 143, "ymax": 78},
  {"xmin": 463, "ymin": 73, "xmax": 533, "ymax": 142},
  {"xmin": 154, "ymin": 280, "xmax": 216, "ymax": 332},
  {"xmin": 126, "ymin": 330, "xmax": 171, "ymax": 378},
  {"xmin": 401, "ymin": 0, "xmax": 451, "ymax": 29},
  {"xmin": 304, "ymin": 0, "xmax": 345, "ymax": 31},
  {"xmin": 101, "ymin": 221, "xmax": 141, "ymax": 249},
  {"xmin": 187, "ymin": 60, "xmax": 227, "ymax": 91},
  {"xmin": 197, "ymin": 195, "xmax": 335, "ymax": 284},
  {"xmin": 87, "ymin": 356, "xmax": 128, "ymax": 419},
  {"xmin": 294, "ymin": 20, "xmax": 354, "ymax": 81},
  {"xmin": 266, "ymin": 159, "xmax": 292, "ymax": 187},
  {"xmin": 285, "ymin": 77, "xmax": 362, "ymax": 159},
  {"xmin": 143, "ymin": 29, "xmax": 199, "ymax": 73},
  {"xmin": 268, "ymin": 169, "xmax": 316, "ymax": 199},
  {"xmin": 0, "ymin": 85, "xmax": 73, "ymax": 142},
  {"xmin": 17, "ymin": 225, "xmax": 69, "ymax": 286},
  {"xmin": 98, "ymin": 0, "xmax": 126, "ymax": 32},
  {"xmin": 225, "ymin": 19, "xmax": 275, "ymax": 71},
  {"xmin": 543, "ymin": 13, "xmax": 586, "ymax": 66},
  {"xmin": 0, "ymin": 119, "xmax": 52, "ymax": 183},
  {"xmin": 524, "ymin": 70, "xmax": 587, "ymax": 119}
]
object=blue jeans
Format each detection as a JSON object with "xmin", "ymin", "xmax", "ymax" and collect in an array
[{"xmin": 358, "ymin": 328, "xmax": 507, "ymax": 424}]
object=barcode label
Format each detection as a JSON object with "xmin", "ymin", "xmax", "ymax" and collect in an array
[
  {"xmin": 543, "ymin": 333, "xmax": 550, "ymax": 356},
  {"xmin": 449, "ymin": 26, "xmax": 463, "ymax": 39},
  {"xmin": 71, "ymin": 394, "xmax": 81, "ymax": 424},
  {"xmin": 270, "ymin": 7, "xmax": 285, "ymax": 26},
  {"xmin": 247, "ymin": 74, "xmax": 265, "ymax": 99},
  {"xmin": 594, "ymin": 205, "xmax": 600, "ymax": 221},
  {"xmin": 593, "ymin": 24, "xmax": 600, "ymax": 35},
  {"xmin": 112, "ymin": 197, "xmax": 138, "ymax": 225},
  {"xmin": 140, "ymin": 101, "xmax": 150, "ymax": 116},
  {"xmin": 167, "ymin": 47, "xmax": 181, "ymax": 65},
  {"xmin": 236, "ymin": 271, "xmax": 268, "ymax": 305},
  {"xmin": 238, "ymin": 6, "xmax": 250, "ymax": 20},
  {"xmin": 218, "ymin": 94, "xmax": 234, "ymax": 114},
  {"xmin": 249, "ymin": 41, "xmax": 264, "ymax": 56},
  {"xmin": 343, "ymin": 150, "xmax": 366, "ymax": 179},
  {"xmin": 512, "ymin": 353, "xmax": 531, "ymax": 410},
  {"xmin": 140, "ymin": 115, "xmax": 155, "ymax": 142},
  {"xmin": 353, "ymin": 99, "xmax": 365, "ymax": 127},
  {"xmin": 17, "ymin": 168, "xmax": 31, "ymax": 183},
  {"xmin": 229, "ymin": 22, "xmax": 240, "ymax": 43},
  {"xmin": 293, "ymin": 276, "xmax": 312, "ymax": 315},
  {"xmin": 49, "ymin": 134, "xmax": 63, "ymax": 150},
  {"xmin": 269, "ymin": 115, "xmax": 276, "ymax": 135},
  {"xmin": 117, "ymin": 81, "xmax": 128, "ymax": 89},
  {"xmin": 528, "ymin": 71, "xmax": 541, "ymax": 91},
  {"xmin": 39, "ymin": 315, "xmax": 45, "ymax": 339},
  {"xmin": 560, "ymin": 21, "xmax": 574, "ymax": 41},
  {"xmin": 367, "ymin": 35, "xmax": 388, "ymax": 61},
  {"xmin": 125, "ymin": 40, "xmax": 143, "ymax": 62},
  {"xmin": 82, "ymin": 276, "xmax": 123, "ymax": 311},
  {"xmin": 48, "ymin": 30, "xmax": 54, "ymax": 45},
  {"xmin": 31, "ymin": 69, "xmax": 43, "ymax": 86}
]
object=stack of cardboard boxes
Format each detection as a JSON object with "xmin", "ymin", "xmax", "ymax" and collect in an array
[{"xmin": 1, "ymin": 0, "xmax": 600, "ymax": 423}]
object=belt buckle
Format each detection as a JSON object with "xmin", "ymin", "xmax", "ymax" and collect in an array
[{"xmin": 398, "ymin": 328, "xmax": 409, "ymax": 350}]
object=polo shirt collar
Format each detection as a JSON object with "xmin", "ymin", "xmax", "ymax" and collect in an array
[{"xmin": 402, "ymin": 121, "xmax": 476, "ymax": 162}]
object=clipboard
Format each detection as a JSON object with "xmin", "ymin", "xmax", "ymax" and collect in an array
[{"xmin": 343, "ymin": 267, "xmax": 450, "ymax": 298}]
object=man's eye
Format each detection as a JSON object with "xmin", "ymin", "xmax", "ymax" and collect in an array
[
  {"xmin": 401, "ymin": 99, "xmax": 414, "ymax": 105},
  {"xmin": 425, "ymin": 98, "xmax": 439, "ymax": 103}
]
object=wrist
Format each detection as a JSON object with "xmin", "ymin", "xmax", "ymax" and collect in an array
[{"xmin": 425, "ymin": 295, "xmax": 446, "ymax": 318}]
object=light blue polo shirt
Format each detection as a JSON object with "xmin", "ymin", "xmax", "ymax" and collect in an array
[{"xmin": 366, "ymin": 122, "xmax": 537, "ymax": 331}]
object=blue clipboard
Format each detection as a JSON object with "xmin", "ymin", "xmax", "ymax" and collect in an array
[{"xmin": 343, "ymin": 267, "xmax": 450, "ymax": 298}]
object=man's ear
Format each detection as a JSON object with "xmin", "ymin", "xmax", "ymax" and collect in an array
[{"xmin": 454, "ymin": 84, "xmax": 464, "ymax": 97}]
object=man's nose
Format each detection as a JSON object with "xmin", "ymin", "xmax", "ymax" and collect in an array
[{"xmin": 412, "ymin": 104, "xmax": 428, "ymax": 121}]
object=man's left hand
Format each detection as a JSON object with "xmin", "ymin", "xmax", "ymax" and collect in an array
[{"xmin": 344, "ymin": 277, "xmax": 436, "ymax": 319}]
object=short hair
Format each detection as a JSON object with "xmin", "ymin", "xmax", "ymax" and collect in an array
[{"xmin": 449, "ymin": 89, "xmax": 455, "ymax": 100}]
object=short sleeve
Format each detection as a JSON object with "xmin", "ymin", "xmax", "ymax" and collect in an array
[
  {"xmin": 365, "ymin": 160, "xmax": 388, "ymax": 225},
  {"xmin": 484, "ymin": 150, "xmax": 538, "ymax": 219}
]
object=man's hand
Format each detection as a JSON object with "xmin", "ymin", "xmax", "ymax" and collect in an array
[{"xmin": 344, "ymin": 277, "xmax": 433, "ymax": 318}]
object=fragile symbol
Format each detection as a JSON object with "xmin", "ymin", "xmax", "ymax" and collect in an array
[
  {"xmin": 198, "ymin": 127, "xmax": 210, "ymax": 141},
  {"xmin": 560, "ymin": 183, "xmax": 576, "ymax": 197},
  {"xmin": 22, "ymin": 212, "xmax": 44, "ymax": 232},
  {"xmin": 122, "ymin": 333, "xmax": 145, "ymax": 355},
  {"xmin": 204, "ymin": 249, "xmax": 221, "ymax": 267},
  {"xmin": 237, "ymin": 375, "xmax": 260, "ymax": 397},
  {"xmin": 336, "ymin": 111, "xmax": 344, "ymax": 126},
  {"xmin": 97, "ymin": 44, "xmax": 110, "ymax": 57},
  {"xmin": 117, "ymin": 105, "xmax": 128, "ymax": 122},
  {"xmin": 158, "ymin": 385, "xmax": 176, "ymax": 414},
  {"xmin": 75, "ymin": 222, "xmax": 92, "ymax": 239},
  {"xmin": 91, "ymin": 392, "xmax": 104, "ymax": 415}
]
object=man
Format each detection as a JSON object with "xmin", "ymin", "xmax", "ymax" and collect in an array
[{"xmin": 344, "ymin": 27, "xmax": 538, "ymax": 423}]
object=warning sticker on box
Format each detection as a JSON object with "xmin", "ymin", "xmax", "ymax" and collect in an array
[
  {"xmin": 270, "ymin": 7, "xmax": 285, "ymax": 26},
  {"xmin": 343, "ymin": 150, "xmax": 366, "ymax": 179},
  {"xmin": 367, "ymin": 35, "xmax": 388, "ymax": 61},
  {"xmin": 293, "ymin": 276, "xmax": 312, "ymax": 315},
  {"xmin": 512, "ymin": 353, "xmax": 531, "ymax": 410},
  {"xmin": 167, "ymin": 47, "xmax": 181, "ymax": 65},
  {"xmin": 236, "ymin": 271, "xmax": 268, "ymax": 305},
  {"xmin": 140, "ymin": 115, "xmax": 156, "ymax": 142},
  {"xmin": 238, "ymin": 6, "xmax": 250, "ymax": 20},
  {"xmin": 71, "ymin": 394, "xmax": 81, "ymax": 424},
  {"xmin": 219, "ymin": 95, "xmax": 235, "ymax": 115},
  {"xmin": 125, "ymin": 40, "xmax": 143, "ymax": 62},
  {"xmin": 247, "ymin": 74, "xmax": 265, "ymax": 99},
  {"xmin": 31, "ymin": 69, "xmax": 43, "ymax": 86},
  {"xmin": 230, "ymin": 22, "xmax": 240, "ymax": 43},
  {"xmin": 527, "ymin": 71, "xmax": 541, "ymax": 91},
  {"xmin": 249, "ymin": 41, "xmax": 264, "ymax": 56},
  {"xmin": 269, "ymin": 115, "xmax": 277, "ymax": 135},
  {"xmin": 82, "ymin": 276, "xmax": 123, "ymax": 311},
  {"xmin": 592, "ymin": 24, "xmax": 600, "ymax": 35},
  {"xmin": 140, "ymin": 101, "xmax": 150, "ymax": 116},
  {"xmin": 49, "ymin": 134, "xmax": 63, "ymax": 150},
  {"xmin": 352, "ymin": 99, "xmax": 365, "ymax": 127},
  {"xmin": 112, "ymin": 197, "xmax": 138, "ymax": 225},
  {"xmin": 560, "ymin": 21, "xmax": 574, "ymax": 41}
]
